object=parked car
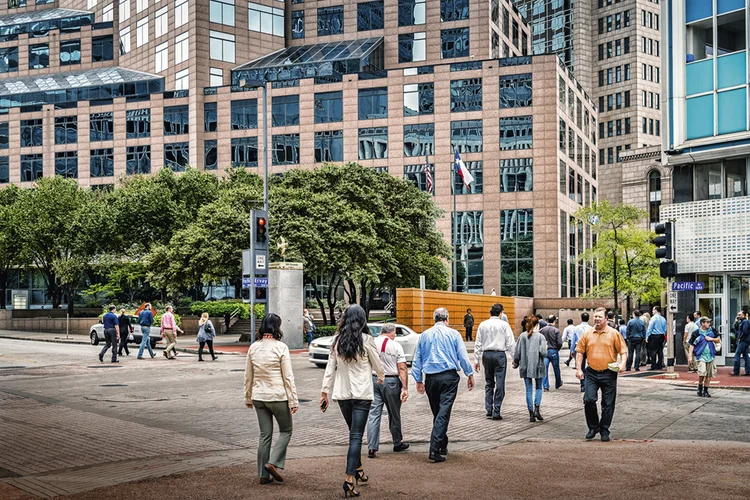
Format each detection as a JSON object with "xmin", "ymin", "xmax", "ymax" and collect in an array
[
  {"xmin": 89, "ymin": 316, "xmax": 161, "ymax": 350},
  {"xmin": 308, "ymin": 323, "xmax": 419, "ymax": 367}
]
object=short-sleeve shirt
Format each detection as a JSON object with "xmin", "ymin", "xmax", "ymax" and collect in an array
[
  {"xmin": 684, "ymin": 321, "xmax": 698, "ymax": 341},
  {"xmin": 102, "ymin": 311, "xmax": 119, "ymax": 330},
  {"xmin": 575, "ymin": 326, "xmax": 627, "ymax": 371},
  {"xmin": 374, "ymin": 336, "xmax": 406, "ymax": 376}
]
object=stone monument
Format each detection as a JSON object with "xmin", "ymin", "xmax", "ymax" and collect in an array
[{"xmin": 268, "ymin": 252, "xmax": 304, "ymax": 349}]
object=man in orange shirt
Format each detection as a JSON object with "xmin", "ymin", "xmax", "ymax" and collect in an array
[{"xmin": 575, "ymin": 307, "xmax": 628, "ymax": 442}]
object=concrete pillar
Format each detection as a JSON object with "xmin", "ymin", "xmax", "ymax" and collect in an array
[{"xmin": 268, "ymin": 263, "xmax": 304, "ymax": 350}]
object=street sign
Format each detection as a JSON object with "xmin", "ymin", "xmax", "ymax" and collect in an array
[
  {"xmin": 242, "ymin": 277, "xmax": 251, "ymax": 288},
  {"xmin": 242, "ymin": 249, "xmax": 252, "ymax": 275},
  {"xmin": 256, "ymin": 254, "xmax": 266, "ymax": 270},
  {"xmin": 672, "ymin": 281, "xmax": 705, "ymax": 291},
  {"xmin": 254, "ymin": 277, "xmax": 268, "ymax": 287},
  {"xmin": 668, "ymin": 291, "xmax": 678, "ymax": 313}
]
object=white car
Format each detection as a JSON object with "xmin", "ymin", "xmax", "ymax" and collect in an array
[
  {"xmin": 308, "ymin": 323, "xmax": 420, "ymax": 367},
  {"xmin": 90, "ymin": 316, "xmax": 161, "ymax": 350}
]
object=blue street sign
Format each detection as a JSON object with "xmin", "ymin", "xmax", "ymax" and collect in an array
[
  {"xmin": 242, "ymin": 277, "xmax": 252, "ymax": 288},
  {"xmin": 672, "ymin": 282, "xmax": 705, "ymax": 291},
  {"xmin": 254, "ymin": 277, "xmax": 269, "ymax": 288}
]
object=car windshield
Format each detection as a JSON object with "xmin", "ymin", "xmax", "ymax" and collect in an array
[{"xmin": 368, "ymin": 325, "xmax": 382, "ymax": 335}]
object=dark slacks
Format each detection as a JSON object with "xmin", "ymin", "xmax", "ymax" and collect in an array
[
  {"xmin": 198, "ymin": 340, "xmax": 215, "ymax": 360},
  {"xmin": 465, "ymin": 326, "xmax": 473, "ymax": 341},
  {"xmin": 648, "ymin": 334, "xmax": 665, "ymax": 369},
  {"xmin": 366, "ymin": 375, "xmax": 403, "ymax": 451},
  {"xmin": 99, "ymin": 328, "xmax": 118, "ymax": 362},
  {"xmin": 583, "ymin": 367, "xmax": 618, "ymax": 437},
  {"xmin": 338, "ymin": 399, "xmax": 370, "ymax": 475},
  {"xmin": 424, "ymin": 370, "xmax": 460, "ymax": 456},
  {"xmin": 118, "ymin": 328, "xmax": 130, "ymax": 356},
  {"xmin": 626, "ymin": 338, "xmax": 644, "ymax": 370},
  {"xmin": 482, "ymin": 351, "xmax": 507, "ymax": 417}
]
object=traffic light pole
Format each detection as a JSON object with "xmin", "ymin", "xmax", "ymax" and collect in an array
[{"xmin": 665, "ymin": 220, "xmax": 677, "ymax": 378}]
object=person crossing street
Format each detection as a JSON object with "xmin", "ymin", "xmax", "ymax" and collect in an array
[{"xmin": 473, "ymin": 304, "xmax": 515, "ymax": 420}]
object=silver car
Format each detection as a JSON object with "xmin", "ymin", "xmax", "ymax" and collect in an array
[
  {"xmin": 90, "ymin": 315, "xmax": 161, "ymax": 350},
  {"xmin": 308, "ymin": 323, "xmax": 420, "ymax": 367}
]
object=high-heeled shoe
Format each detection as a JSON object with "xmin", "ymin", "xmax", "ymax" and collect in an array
[
  {"xmin": 343, "ymin": 480, "xmax": 360, "ymax": 497},
  {"xmin": 355, "ymin": 467, "xmax": 368, "ymax": 483}
]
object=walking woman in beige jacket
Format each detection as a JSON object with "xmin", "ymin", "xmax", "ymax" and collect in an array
[
  {"xmin": 244, "ymin": 313, "xmax": 298, "ymax": 485},
  {"xmin": 320, "ymin": 304, "xmax": 384, "ymax": 497}
]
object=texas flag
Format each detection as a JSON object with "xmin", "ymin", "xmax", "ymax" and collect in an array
[{"xmin": 454, "ymin": 150, "xmax": 474, "ymax": 187}]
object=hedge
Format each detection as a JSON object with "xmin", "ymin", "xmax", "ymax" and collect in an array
[
  {"xmin": 189, "ymin": 300, "xmax": 265, "ymax": 321},
  {"xmin": 314, "ymin": 325, "xmax": 337, "ymax": 338}
]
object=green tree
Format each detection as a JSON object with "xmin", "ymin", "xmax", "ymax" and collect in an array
[
  {"xmin": 575, "ymin": 201, "xmax": 662, "ymax": 315},
  {"xmin": 0, "ymin": 185, "xmax": 24, "ymax": 309}
]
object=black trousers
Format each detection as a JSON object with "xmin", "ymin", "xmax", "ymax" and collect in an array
[
  {"xmin": 424, "ymin": 370, "xmax": 460, "ymax": 456},
  {"xmin": 583, "ymin": 367, "xmax": 618, "ymax": 436},
  {"xmin": 626, "ymin": 339, "xmax": 643, "ymax": 370},
  {"xmin": 118, "ymin": 328, "xmax": 130, "ymax": 355},
  {"xmin": 482, "ymin": 351, "xmax": 507, "ymax": 416},
  {"xmin": 647, "ymin": 334, "xmax": 665, "ymax": 369},
  {"xmin": 465, "ymin": 326, "xmax": 473, "ymax": 341},
  {"xmin": 198, "ymin": 340, "xmax": 215, "ymax": 360},
  {"xmin": 99, "ymin": 328, "xmax": 118, "ymax": 362},
  {"xmin": 338, "ymin": 399, "xmax": 370, "ymax": 475}
]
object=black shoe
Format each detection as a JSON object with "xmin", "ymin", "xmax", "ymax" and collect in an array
[
  {"xmin": 259, "ymin": 477, "xmax": 274, "ymax": 485},
  {"xmin": 485, "ymin": 411, "xmax": 492, "ymax": 418},
  {"xmin": 543, "ymin": 388, "xmax": 549, "ymax": 392},
  {"xmin": 564, "ymin": 360, "xmax": 570, "ymax": 366},
  {"xmin": 555, "ymin": 382, "xmax": 563, "ymax": 389},
  {"xmin": 438, "ymin": 447, "xmax": 447, "ymax": 455},
  {"xmin": 600, "ymin": 434, "xmax": 611, "ymax": 442},
  {"xmin": 492, "ymin": 415, "xmax": 503, "ymax": 421},
  {"xmin": 534, "ymin": 405, "xmax": 544, "ymax": 421},
  {"xmin": 730, "ymin": 373, "xmax": 740, "ymax": 376},
  {"xmin": 529, "ymin": 410, "xmax": 536, "ymax": 423},
  {"xmin": 98, "ymin": 354, "xmax": 103, "ymax": 362},
  {"xmin": 212, "ymin": 356, "xmax": 218, "ymax": 361},
  {"xmin": 697, "ymin": 385, "xmax": 704, "ymax": 397},
  {"xmin": 137, "ymin": 357, "xmax": 144, "ymax": 359},
  {"xmin": 393, "ymin": 443, "xmax": 410, "ymax": 452},
  {"xmin": 625, "ymin": 369, "xmax": 631, "ymax": 372},
  {"xmin": 635, "ymin": 368, "xmax": 640, "ymax": 371},
  {"xmin": 198, "ymin": 358, "xmax": 204, "ymax": 362},
  {"xmin": 585, "ymin": 429, "xmax": 598, "ymax": 440},
  {"xmin": 703, "ymin": 389, "xmax": 711, "ymax": 398},
  {"xmin": 429, "ymin": 454, "xmax": 446, "ymax": 463},
  {"xmin": 368, "ymin": 449, "xmax": 376, "ymax": 458},
  {"xmin": 111, "ymin": 360, "xmax": 119, "ymax": 363}
]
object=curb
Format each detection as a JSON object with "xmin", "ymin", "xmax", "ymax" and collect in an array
[{"xmin": 0, "ymin": 334, "xmax": 245, "ymax": 355}]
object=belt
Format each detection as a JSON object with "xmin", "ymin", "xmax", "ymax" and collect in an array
[
  {"xmin": 384, "ymin": 375, "xmax": 400, "ymax": 378},
  {"xmin": 586, "ymin": 366, "xmax": 613, "ymax": 374},
  {"xmin": 484, "ymin": 350, "xmax": 505, "ymax": 353}
]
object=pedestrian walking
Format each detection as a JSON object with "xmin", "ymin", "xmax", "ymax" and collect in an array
[
  {"xmin": 473, "ymin": 303, "xmax": 515, "ymax": 420},
  {"xmin": 197, "ymin": 313, "xmax": 217, "ymax": 361},
  {"xmin": 571, "ymin": 312, "xmax": 591, "ymax": 392},
  {"xmin": 513, "ymin": 316, "xmax": 548, "ymax": 423},
  {"xmin": 563, "ymin": 318, "xmax": 576, "ymax": 366},
  {"xmin": 463, "ymin": 308, "xmax": 474, "ymax": 341},
  {"xmin": 540, "ymin": 315, "xmax": 563, "ymax": 391},
  {"xmin": 575, "ymin": 307, "xmax": 628, "ymax": 442},
  {"xmin": 640, "ymin": 312, "xmax": 651, "ymax": 367},
  {"xmin": 412, "ymin": 308, "xmax": 474, "ymax": 463},
  {"xmin": 98, "ymin": 305, "xmax": 120, "ymax": 363},
  {"xmin": 320, "ymin": 305, "xmax": 384, "ymax": 497},
  {"xmin": 688, "ymin": 317, "xmax": 721, "ymax": 397},
  {"xmin": 245, "ymin": 313, "xmax": 298, "ymax": 485},
  {"xmin": 646, "ymin": 306, "xmax": 667, "ymax": 370},
  {"xmin": 618, "ymin": 319, "xmax": 627, "ymax": 340},
  {"xmin": 137, "ymin": 303, "xmax": 156, "ymax": 359},
  {"xmin": 683, "ymin": 314, "xmax": 699, "ymax": 373},
  {"xmin": 366, "ymin": 324, "xmax": 409, "ymax": 459},
  {"xmin": 625, "ymin": 310, "xmax": 646, "ymax": 371},
  {"xmin": 117, "ymin": 309, "xmax": 132, "ymax": 357},
  {"xmin": 303, "ymin": 309, "xmax": 316, "ymax": 345},
  {"xmin": 160, "ymin": 305, "xmax": 182, "ymax": 359},
  {"xmin": 731, "ymin": 309, "xmax": 750, "ymax": 377},
  {"xmin": 606, "ymin": 311, "xmax": 618, "ymax": 330}
]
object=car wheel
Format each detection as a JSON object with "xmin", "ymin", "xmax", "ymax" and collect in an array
[
  {"xmin": 90, "ymin": 331, "xmax": 99, "ymax": 346},
  {"xmin": 316, "ymin": 363, "xmax": 326, "ymax": 368},
  {"xmin": 151, "ymin": 340, "xmax": 158, "ymax": 350}
]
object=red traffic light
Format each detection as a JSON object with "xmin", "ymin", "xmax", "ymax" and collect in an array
[{"xmin": 257, "ymin": 217, "xmax": 266, "ymax": 227}]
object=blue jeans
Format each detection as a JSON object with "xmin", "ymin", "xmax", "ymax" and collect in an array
[
  {"xmin": 137, "ymin": 327, "xmax": 155, "ymax": 358},
  {"xmin": 338, "ymin": 400, "xmax": 370, "ymax": 475},
  {"xmin": 733, "ymin": 341, "xmax": 750, "ymax": 375},
  {"xmin": 543, "ymin": 349, "xmax": 562, "ymax": 390},
  {"xmin": 524, "ymin": 378, "xmax": 543, "ymax": 411}
]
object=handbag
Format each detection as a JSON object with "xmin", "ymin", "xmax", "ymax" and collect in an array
[
  {"xmin": 715, "ymin": 339, "xmax": 722, "ymax": 354},
  {"xmin": 127, "ymin": 333, "xmax": 135, "ymax": 342}
]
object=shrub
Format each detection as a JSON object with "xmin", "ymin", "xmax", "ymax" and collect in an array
[{"xmin": 315, "ymin": 325, "xmax": 337, "ymax": 338}]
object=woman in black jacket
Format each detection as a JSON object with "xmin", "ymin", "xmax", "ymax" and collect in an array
[{"xmin": 118, "ymin": 309, "xmax": 132, "ymax": 357}]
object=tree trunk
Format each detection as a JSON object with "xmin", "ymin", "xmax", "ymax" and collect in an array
[
  {"xmin": 66, "ymin": 286, "xmax": 75, "ymax": 316},
  {"xmin": 306, "ymin": 276, "xmax": 327, "ymax": 325},
  {"xmin": 344, "ymin": 279, "xmax": 357, "ymax": 306},
  {"xmin": 0, "ymin": 269, "xmax": 8, "ymax": 309},
  {"xmin": 612, "ymin": 248, "xmax": 618, "ymax": 313},
  {"xmin": 326, "ymin": 275, "xmax": 340, "ymax": 326}
]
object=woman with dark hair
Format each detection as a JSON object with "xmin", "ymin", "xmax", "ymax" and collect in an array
[
  {"xmin": 244, "ymin": 313, "xmax": 298, "ymax": 485},
  {"xmin": 320, "ymin": 304, "xmax": 384, "ymax": 498},
  {"xmin": 513, "ymin": 316, "xmax": 548, "ymax": 423}
]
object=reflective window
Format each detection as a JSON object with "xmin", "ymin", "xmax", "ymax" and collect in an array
[
  {"xmin": 0, "ymin": 123, "xmax": 8, "ymax": 149},
  {"xmin": 248, "ymin": 2, "xmax": 283, "ymax": 36},
  {"xmin": 358, "ymin": 127, "xmax": 388, "ymax": 159},
  {"xmin": 358, "ymin": 87, "xmax": 388, "ymax": 119},
  {"xmin": 164, "ymin": 105, "xmax": 189, "ymax": 135},
  {"xmin": 0, "ymin": 157, "xmax": 9, "ymax": 183},
  {"xmin": 403, "ymin": 163, "xmax": 434, "ymax": 194},
  {"xmin": 231, "ymin": 99, "xmax": 258, "ymax": 129},
  {"xmin": 292, "ymin": 11, "xmax": 305, "ymax": 39},
  {"xmin": 272, "ymin": 95, "xmax": 300, "ymax": 127},
  {"xmin": 0, "ymin": 47, "xmax": 18, "ymax": 73},
  {"xmin": 54, "ymin": 151, "xmax": 78, "ymax": 179},
  {"xmin": 119, "ymin": 26, "xmax": 131, "ymax": 55},
  {"xmin": 499, "ymin": 116, "xmax": 533, "ymax": 150},
  {"xmin": 126, "ymin": 109, "xmax": 151, "ymax": 138},
  {"xmin": 450, "ymin": 78, "xmax": 482, "ymax": 112},
  {"xmin": 204, "ymin": 140, "xmax": 218, "ymax": 170},
  {"xmin": 452, "ymin": 160, "xmax": 482, "ymax": 194},
  {"xmin": 204, "ymin": 102, "xmax": 218, "ymax": 132},
  {"xmin": 450, "ymin": 120, "xmax": 483, "ymax": 153},
  {"xmin": 175, "ymin": 32, "xmax": 188, "ymax": 64},
  {"xmin": 29, "ymin": 43, "xmax": 49, "ymax": 69},
  {"xmin": 314, "ymin": 130, "xmax": 343, "ymax": 162},
  {"xmin": 126, "ymin": 145, "xmax": 151, "ymax": 174},
  {"xmin": 90, "ymin": 112, "xmax": 114, "ymax": 141},
  {"xmin": 21, "ymin": 119, "xmax": 43, "ymax": 147},
  {"xmin": 175, "ymin": 0, "xmax": 188, "ymax": 27},
  {"xmin": 165, "ymin": 142, "xmax": 189, "ymax": 172},
  {"xmin": 398, "ymin": 0, "xmax": 426, "ymax": 26},
  {"xmin": 20, "ymin": 154, "xmax": 43, "ymax": 182},
  {"xmin": 440, "ymin": 0, "xmax": 469, "ymax": 22},
  {"xmin": 120, "ymin": 0, "xmax": 131, "ymax": 23},
  {"xmin": 155, "ymin": 41, "xmax": 168, "ymax": 72},
  {"xmin": 403, "ymin": 123, "xmax": 434, "ymax": 157},
  {"xmin": 272, "ymin": 134, "xmax": 300, "ymax": 165},
  {"xmin": 92, "ymin": 36, "xmax": 114, "ymax": 62},
  {"xmin": 358, "ymin": 1, "xmax": 384, "ymax": 31},
  {"xmin": 500, "ymin": 208, "xmax": 533, "ymax": 297},
  {"xmin": 209, "ymin": 30, "xmax": 235, "ymax": 63},
  {"xmin": 58, "ymin": 39, "xmax": 81, "ymax": 66},
  {"xmin": 499, "ymin": 158, "xmax": 532, "ymax": 192},
  {"xmin": 403, "ymin": 83, "xmax": 433, "ymax": 116},
  {"xmin": 54, "ymin": 116, "xmax": 77, "ymax": 145},
  {"xmin": 90, "ymin": 148, "xmax": 114, "ymax": 177},
  {"xmin": 499, "ymin": 73, "xmax": 532, "ymax": 108},
  {"xmin": 155, "ymin": 7, "xmax": 168, "ymax": 37},
  {"xmin": 398, "ymin": 32, "xmax": 426, "ymax": 62},
  {"xmin": 318, "ymin": 6, "xmax": 344, "ymax": 36},
  {"xmin": 441, "ymin": 28, "xmax": 469, "ymax": 58},
  {"xmin": 210, "ymin": 0, "xmax": 235, "ymax": 26},
  {"xmin": 231, "ymin": 137, "xmax": 258, "ymax": 167},
  {"xmin": 209, "ymin": 67, "xmax": 223, "ymax": 86},
  {"xmin": 453, "ymin": 211, "xmax": 483, "ymax": 293},
  {"xmin": 314, "ymin": 91, "xmax": 343, "ymax": 123},
  {"xmin": 137, "ymin": 17, "xmax": 148, "ymax": 47}
]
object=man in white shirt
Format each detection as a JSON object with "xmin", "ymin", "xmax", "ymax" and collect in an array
[
  {"xmin": 366, "ymin": 324, "xmax": 409, "ymax": 459},
  {"xmin": 474, "ymin": 303, "xmax": 515, "ymax": 420}
]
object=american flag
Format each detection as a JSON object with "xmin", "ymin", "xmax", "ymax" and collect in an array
[{"xmin": 424, "ymin": 157, "xmax": 433, "ymax": 194}]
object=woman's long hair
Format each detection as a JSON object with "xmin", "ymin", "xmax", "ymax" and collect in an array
[
  {"xmin": 199, "ymin": 312, "xmax": 209, "ymax": 326},
  {"xmin": 526, "ymin": 316, "xmax": 539, "ymax": 338},
  {"xmin": 259, "ymin": 313, "xmax": 283, "ymax": 340},
  {"xmin": 332, "ymin": 305, "xmax": 369, "ymax": 362}
]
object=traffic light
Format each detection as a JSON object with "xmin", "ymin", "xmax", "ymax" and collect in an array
[
  {"xmin": 653, "ymin": 222, "xmax": 673, "ymax": 260},
  {"xmin": 252, "ymin": 210, "xmax": 268, "ymax": 251},
  {"xmin": 660, "ymin": 261, "xmax": 677, "ymax": 279}
]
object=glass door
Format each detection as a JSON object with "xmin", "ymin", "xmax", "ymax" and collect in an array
[
  {"xmin": 729, "ymin": 276, "xmax": 750, "ymax": 354},
  {"xmin": 697, "ymin": 295, "xmax": 725, "ymax": 366}
]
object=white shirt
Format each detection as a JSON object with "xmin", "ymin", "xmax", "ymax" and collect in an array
[
  {"xmin": 321, "ymin": 334, "xmax": 384, "ymax": 401},
  {"xmin": 374, "ymin": 336, "xmax": 406, "ymax": 376},
  {"xmin": 500, "ymin": 313, "xmax": 508, "ymax": 322},
  {"xmin": 474, "ymin": 316, "xmax": 516, "ymax": 364},
  {"xmin": 562, "ymin": 324, "xmax": 577, "ymax": 343}
]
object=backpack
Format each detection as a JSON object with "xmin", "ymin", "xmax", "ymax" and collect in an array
[{"xmin": 204, "ymin": 321, "xmax": 213, "ymax": 335}]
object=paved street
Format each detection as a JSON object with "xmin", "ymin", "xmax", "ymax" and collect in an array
[{"xmin": 1, "ymin": 337, "xmax": 749, "ymax": 499}]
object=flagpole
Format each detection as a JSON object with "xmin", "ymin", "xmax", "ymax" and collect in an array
[{"xmin": 452, "ymin": 155, "xmax": 457, "ymax": 293}]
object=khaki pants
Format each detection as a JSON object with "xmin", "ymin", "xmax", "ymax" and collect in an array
[
  {"xmin": 163, "ymin": 329, "xmax": 177, "ymax": 358},
  {"xmin": 684, "ymin": 341, "xmax": 698, "ymax": 371}
]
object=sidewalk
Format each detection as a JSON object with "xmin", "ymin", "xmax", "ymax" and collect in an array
[{"xmin": 621, "ymin": 364, "xmax": 750, "ymax": 390}]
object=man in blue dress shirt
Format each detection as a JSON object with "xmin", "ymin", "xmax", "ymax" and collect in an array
[
  {"xmin": 646, "ymin": 306, "xmax": 667, "ymax": 370},
  {"xmin": 412, "ymin": 307, "xmax": 474, "ymax": 463},
  {"xmin": 99, "ymin": 305, "xmax": 120, "ymax": 363}
]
